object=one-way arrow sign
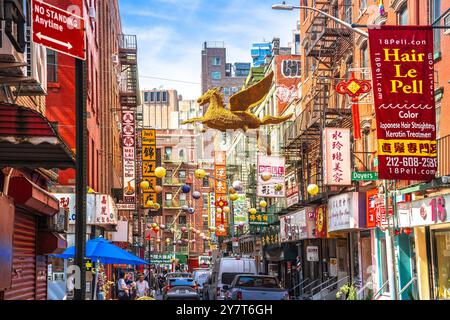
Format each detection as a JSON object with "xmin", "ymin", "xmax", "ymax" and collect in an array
[{"xmin": 32, "ymin": 0, "xmax": 86, "ymax": 60}]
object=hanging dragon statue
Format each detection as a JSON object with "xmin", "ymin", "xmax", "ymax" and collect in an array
[{"xmin": 182, "ymin": 71, "xmax": 293, "ymax": 132}]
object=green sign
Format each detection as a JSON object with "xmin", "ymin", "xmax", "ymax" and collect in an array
[
  {"xmin": 352, "ymin": 171, "xmax": 378, "ymax": 181},
  {"xmin": 149, "ymin": 253, "xmax": 174, "ymax": 264}
]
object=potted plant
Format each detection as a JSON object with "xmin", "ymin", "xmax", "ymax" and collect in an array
[{"xmin": 336, "ymin": 283, "xmax": 358, "ymax": 300}]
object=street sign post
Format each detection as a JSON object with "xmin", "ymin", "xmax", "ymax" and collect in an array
[
  {"xmin": 32, "ymin": 0, "xmax": 86, "ymax": 60},
  {"xmin": 352, "ymin": 171, "xmax": 378, "ymax": 181}
]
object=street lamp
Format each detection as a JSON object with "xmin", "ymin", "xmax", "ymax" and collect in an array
[{"xmin": 271, "ymin": 2, "xmax": 368, "ymax": 38}]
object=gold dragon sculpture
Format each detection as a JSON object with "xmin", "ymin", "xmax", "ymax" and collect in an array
[{"xmin": 182, "ymin": 71, "xmax": 293, "ymax": 132}]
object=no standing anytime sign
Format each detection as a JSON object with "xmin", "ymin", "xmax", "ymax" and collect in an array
[{"xmin": 32, "ymin": 0, "xmax": 86, "ymax": 60}]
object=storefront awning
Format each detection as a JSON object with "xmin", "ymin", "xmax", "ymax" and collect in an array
[
  {"xmin": 9, "ymin": 176, "xmax": 60, "ymax": 216},
  {"xmin": 38, "ymin": 231, "xmax": 67, "ymax": 255},
  {"xmin": 0, "ymin": 104, "xmax": 75, "ymax": 169}
]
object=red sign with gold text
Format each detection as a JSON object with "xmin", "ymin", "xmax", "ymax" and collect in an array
[
  {"xmin": 368, "ymin": 26, "xmax": 437, "ymax": 180},
  {"xmin": 214, "ymin": 151, "xmax": 227, "ymax": 237},
  {"xmin": 275, "ymin": 55, "xmax": 301, "ymax": 114}
]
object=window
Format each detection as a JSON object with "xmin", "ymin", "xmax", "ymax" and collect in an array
[
  {"xmin": 398, "ymin": 4, "xmax": 408, "ymax": 25},
  {"xmin": 203, "ymin": 177, "xmax": 210, "ymax": 187},
  {"xmin": 165, "ymin": 193, "xmax": 173, "ymax": 206},
  {"xmin": 360, "ymin": 43, "xmax": 369, "ymax": 68},
  {"xmin": 211, "ymin": 71, "xmax": 221, "ymax": 80},
  {"xmin": 165, "ymin": 215, "xmax": 174, "ymax": 225},
  {"xmin": 150, "ymin": 92, "xmax": 155, "ymax": 102},
  {"xmin": 144, "ymin": 92, "xmax": 150, "ymax": 103},
  {"xmin": 162, "ymin": 91, "xmax": 168, "ymax": 102},
  {"xmin": 179, "ymin": 193, "xmax": 187, "ymax": 205},
  {"xmin": 223, "ymin": 87, "xmax": 230, "ymax": 95},
  {"xmin": 156, "ymin": 91, "xmax": 161, "ymax": 102},
  {"xmin": 179, "ymin": 215, "xmax": 187, "ymax": 225},
  {"xmin": 179, "ymin": 149, "xmax": 185, "ymax": 160},
  {"xmin": 179, "ymin": 170, "xmax": 186, "ymax": 181},
  {"xmin": 164, "ymin": 147, "xmax": 172, "ymax": 160},
  {"xmin": 360, "ymin": 0, "xmax": 367, "ymax": 12},
  {"xmin": 211, "ymin": 57, "xmax": 221, "ymax": 66},
  {"xmin": 47, "ymin": 49, "xmax": 57, "ymax": 83},
  {"xmin": 432, "ymin": 0, "xmax": 441, "ymax": 56},
  {"xmin": 202, "ymin": 194, "xmax": 208, "ymax": 207},
  {"xmin": 344, "ymin": 0, "xmax": 352, "ymax": 23}
]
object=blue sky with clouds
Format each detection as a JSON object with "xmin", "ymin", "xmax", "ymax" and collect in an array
[{"xmin": 118, "ymin": 0, "xmax": 299, "ymax": 99}]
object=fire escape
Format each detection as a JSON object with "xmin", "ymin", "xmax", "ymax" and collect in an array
[
  {"xmin": 283, "ymin": 1, "xmax": 354, "ymax": 205},
  {"xmin": 119, "ymin": 34, "xmax": 138, "ymax": 109}
]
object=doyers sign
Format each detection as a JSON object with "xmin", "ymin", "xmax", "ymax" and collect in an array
[
  {"xmin": 368, "ymin": 26, "xmax": 437, "ymax": 180},
  {"xmin": 32, "ymin": 0, "xmax": 86, "ymax": 60}
]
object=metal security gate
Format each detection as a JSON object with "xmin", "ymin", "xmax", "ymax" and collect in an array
[{"xmin": 4, "ymin": 211, "xmax": 37, "ymax": 300}]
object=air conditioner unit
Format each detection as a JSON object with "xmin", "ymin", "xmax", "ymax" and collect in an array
[
  {"xmin": 14, "ymin": 26, "xmax": 47, "ymax": 96},
  {"xmin": 0, "ymin": 20, "xmax": 26, "ymax": 78},
  {"xmin": 89, "ymin": 6, "xmax": 96, "ymax": 19},
  {"xmin": 112, "ymin": 54, "xmax": 119, "ymax": 65}
]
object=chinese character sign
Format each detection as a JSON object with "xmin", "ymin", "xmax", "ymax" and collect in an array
[
  {"xmin": 323, "ymin": 128, "xmax": 351, "ymax": 186},
  {"xmin": 233, "ymin": 194, "xmax": 248, "ymax": 231},
  {"xmin": 141, "ymin": 129, "xmax": 159, "ymax": 211},
  {"xmin": 275, "ymin": 55, "xmax": 301, "ymax": 114},
  {"xmin": 95, "ymin": 194, "xmax": 118, "ymax": 225},
  {"xmin": 248, "ymin": 211, "xmax": 270, "ymax": 226},
  {"xmin": 257, "ymin": 155, "xmax": 286, "ymax": 198},
  {"xmin": 214, "ymin": 151, "xmax": 227, "ymax": 237},
  {"xmin": 122, "ymin": 111, "xmax": 136, "ymax": 207},
  {"xmin": 368, "ymin": 26, "xmax": 437, "ymax": 180}
]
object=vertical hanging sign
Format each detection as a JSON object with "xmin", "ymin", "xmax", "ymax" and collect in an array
[
  {"xmin": 141, "ymin": 129, "xmax": 158, "ymax": 214},
  {"xmin": 323, "ymin": 128, "xmax": 351, "ymax": 186},
  {"xmin": 214, "ymin": 151, "xmax": 227, "ymax": 237},
  {"xmin": 368, "ymin": 26, "xmax": 437, "ymax": 180},
  {"xmin": 122, "ymin": 111, "xmax": 136, "ymax": 209}
]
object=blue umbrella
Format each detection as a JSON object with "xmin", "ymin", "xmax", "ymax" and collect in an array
[{"xmin": 52, "ymin": 237, "xmax": 148, "ymax": 265}]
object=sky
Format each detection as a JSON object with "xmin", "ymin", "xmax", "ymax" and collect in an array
[{"xmin": 118, "ymin": 0, "xmax": 299, "ymax": 100}]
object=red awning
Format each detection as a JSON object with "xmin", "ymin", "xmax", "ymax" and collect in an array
[
  {"xmin": 0, "ymin": 103, "xmax": 75, "ymax": 169},
  {"xmin": 37, "ymin": 231, "xmax": 67, "ymax": 255},
  {"xmin": 8, "ymin": 176, "xmax": 60, "ymax": 216}
]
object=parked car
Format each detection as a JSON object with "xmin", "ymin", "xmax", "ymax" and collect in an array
[
  {"xmin": 193, "ymin": 269, "xmax": 211, "ymax": 295},
  {"xmin": 206, "ymin": 257, "xmax": 257, "ymax": 300},
  {"xmin": 223, "ymin": 275, "xmax": 289, "ymax": 300},
  {"xmin": 165, "ymin": 272, "xmax": 192, "ymax": 279},
  {"xmin": 163, "ymin": 278, "xmax": 200, "ymax": 300}
]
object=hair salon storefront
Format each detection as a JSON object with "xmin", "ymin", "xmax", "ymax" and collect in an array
[{"xmin": 397, "ymin": 192, "xmax": 450, "ymax": 300}]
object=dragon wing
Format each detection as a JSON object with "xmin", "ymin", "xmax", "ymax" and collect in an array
[{"xmin": 228, "ymin": 71, "xmax": 274, "ymax": 112}]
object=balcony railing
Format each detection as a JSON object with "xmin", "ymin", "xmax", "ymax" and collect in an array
[{"xmin": 163, "ymin": 177, "xmax": 186, "ymax": 185}]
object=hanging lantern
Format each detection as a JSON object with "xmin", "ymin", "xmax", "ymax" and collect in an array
[
  {"xmin": 229, "ymin": 187, "xmax": 237, "ymax": 194},
  {"xmin": 229, "ymin": 194, "xmax": 238, "ymax": 201},
  {"xmin": 261, "ymin": 171, "xmax": 272, "ymax": 182},
  {"xmin": 232, "ymin": 181, "xmax": 243, "ymax": 191},
  {"xmin": 181, "ymin": 226, "xmax": 188, "ymax": 233},
  {"xmin": 209, "ymin": 226, "xmax": 216, "ymax": 232},
  {"xmin": 216, "ymin": 208, "xmax": 223, "ymax": 214},
  {"xmin": 146, "ymin": 200, "xmax": 155, "ymax": 208},
  {"xmin": 196, "ymin": 230, "xmax": 201, "ymax": 235},
  {"xmin": 191, "ymin": 239, "xmax": 196, "ymax": 244},
  {"xmin": 151, "ymin": 223, "xmax": 158, "ymax": 229},
  {"xmin": 190, "ymin": 226, "xmax": 195, "ymax": 232},
  {"xmin": 165, "ymin": 238, "xmax": 171, "ymax": 244},
  {"xmin": 154, "ymin": 185, "xmax": 163, "ymax": 194},
  {"xmin": 182, "ymin": 205, "xmax": 189, "ymax": 212},
  {"xmin": 195, "ymin": 169, "xmax": 207, "ymax": 179},
  {"xmin": 274, "ymin": 184, "xmax": 283, "ymax": 192},
  {"xmin": 160, "ymin": 224, "xmax": 166, "ymax": 230},
  {"xmin": 154, "ymin": 167, "xmax": 167, "ymax": 179},
  {"xmin": 177, "ymin": 240, "xmax": 183, "ymax": 245},
  {"xmin": 260, "ymin": 200, "xmax": 268, "ymax": 208},
  {"xmin": 223, "ymin": 206, "xmax": 231, "ymax": 214},
  {"xmin": 154, "ymin": 226, "xmax": 160, "ymax": 232},
  {"xmin": 153, "ymin": 203, "xmax": 161, "ymax": 210},
  {"xmin": 199, "ymin": 233, "xmax": 205, "ymax": 238},
  {"xmin": 181, "ymin": 185, "xmax": 191, "ymax": 193},
  {"xmin": 156, "ymin": 239, "xmax": 161, "ymax": 243},
  {"xmin": 249, "ymin": 208, "xmax": 257, "ymax": 215},
  {"xmin": 188, "ymin": 207, "xmax": 195, "ymax": 215},
  {"xmin": 307, "ymin": 184, "xmax": 319, "ymax": 196},
  {"xmin": 404, "ymin": 228, "xmax": 412, "ymax": 235},
  {"xmin": 192, "ymin": 191, "xmax": 202, "ymax": 199},
  {"xmin": 140, "ymin": 180, "xmax": 150, "ymax": 190}
]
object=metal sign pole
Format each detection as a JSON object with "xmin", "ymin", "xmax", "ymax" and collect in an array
[{"xmin": 74, "ymin": 58, "xmax": 87, "ymax": 300}]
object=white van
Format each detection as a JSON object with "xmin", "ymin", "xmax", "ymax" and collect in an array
[{"xmin": 207, "ymin": 257, "xmax": 257, "ymax": 300}]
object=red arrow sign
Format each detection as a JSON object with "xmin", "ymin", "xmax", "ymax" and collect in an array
[{"xmin": 32, "ymin": 0, "xmax": 86, "ymax": 60}]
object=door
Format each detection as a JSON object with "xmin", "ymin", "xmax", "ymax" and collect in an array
[
  {"xmin": 336, "ymin": 238, "xmax": 350, "ymax": 280},
  {"xmin": 4, "ymin": 212, "xmax": 37, "ymax": 300}
]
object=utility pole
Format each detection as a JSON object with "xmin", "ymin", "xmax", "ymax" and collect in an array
[
  {"xmin": 74, "ymin": 58, "xmax": 87, "ymax": 300},
  {"xmin": 384, "ymin": 180, "xmax": 398, "ymax": 300}
]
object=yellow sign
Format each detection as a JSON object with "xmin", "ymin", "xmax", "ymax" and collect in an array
[
  {"xmin": 143, "ymin": 193, "xmax": 157, "ymax": 208},
  {"xmin": 142, "ymin": 161, "xmax": 156, "ymax": 177},
  {"xmin": 142, "ymin": 129, "xmax": 156, "ymax": 145},
  {"xmin": 142, "ymin": 145, "xmax": 156, "ymax": 161},
  {"xmin": 378, "ymin": 139, "xmax": 437, "ymax": 157}
]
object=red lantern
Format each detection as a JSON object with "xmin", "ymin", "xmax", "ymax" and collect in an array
[{"xmin": 403, "ymin": 228, "xmax": 412, "ymax": 235}]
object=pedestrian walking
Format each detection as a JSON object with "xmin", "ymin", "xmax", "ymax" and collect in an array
[
  {"xmin": 117, "ymin": 272, "xmax": 129, "ymax": 300},
  {"xmin": 136, "ymin": 274, "xmax": 150, "ymax": 298}
]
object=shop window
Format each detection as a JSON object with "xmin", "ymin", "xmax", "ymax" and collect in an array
[
  {"xmin": 47, "ymin": 49, "xmax": 57, "ymax": 83},
  {"xmin": 179, "ymin": 215, "xmax": 187, "ymax": 225},
  {"xmin": 432, "ymin": 230, "xmax": 450, "ymax": 299}
]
